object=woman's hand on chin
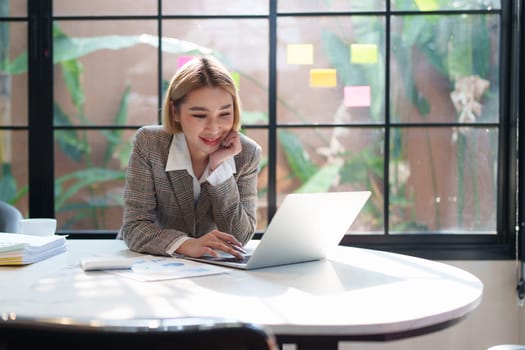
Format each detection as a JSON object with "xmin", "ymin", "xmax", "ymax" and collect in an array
[{"xmin": 209, "ymin": 130, "xmax": 241, "ymax": 171}]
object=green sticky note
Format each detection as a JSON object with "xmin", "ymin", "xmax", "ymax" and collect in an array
[
  {"xmin": 414, "ymin": 0, "xmax": 439, "ymax": 11},
  {"xmin": 230, "ymin": 71, "xmax": 240, "ymax": 89},
  {"xmin": 350, "ymin": 44, "xmax": 378, "ymax": 64}
]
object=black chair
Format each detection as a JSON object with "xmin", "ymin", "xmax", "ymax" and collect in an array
[
  {"xmin": 0, "ymin": 201, "xmax": 23, "ymax": 233},
  {"xmin": 0, "ymin": 316, "xmax": 278, "ymax": 350}
]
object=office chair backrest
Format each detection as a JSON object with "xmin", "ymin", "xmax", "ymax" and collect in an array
[
  {"xmin": 0, "ymin": 316, "xmax": 278, "ymax": 350},
  {"xmin": 0, "ymin": 201, "xmax": 23, "ymax": 233}
]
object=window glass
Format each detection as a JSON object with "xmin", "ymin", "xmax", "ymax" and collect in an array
[
  {"xmin": 278, "ymin": 0, "xmax": 385, "ymax": 13},
  {"xmin": 391, "ymin": 0, "xmax": 501, "ymax": 11},
  {"xmin": 0, "ymin": 130, "xmax": 28, "ymax": 217},
  {"xmin": 276, "ymin": 127, "xmax": 384, "ymax": 233},
  {"xmin": 2, "ymin": 0, "xmax": 26, "ymax": 17},
  {"xmin": 161, "ymin": 19, "xmax": 269, "ymax": 124},
  {"xmin": 2, "ymin": 21, "xmax": 27, "ymax": 126},
  {"xmin": 163, "ymin": 0, "xmax": 267, "ymax": 15},
  {"xmin": 390, "ymin": 14, "xmax": 500, "ymax": 124},
  {"xmin": 39, "ymin": 0, "xmax": 509, "ymax": 241},
  {"xmin": 1, "ymin": 14, "xmax": 28, "ymax": 217},
  {"xmin": 54, "ymin": 129, "xmax": 134, "ymax": 231},
  {"xmin": 389, "ymin": 127, "xmax": 497, "ymax": 234},
  {"xmin": 53, "ymin": 20, "xmax": 158, "ymax": 126},
  {"xmin": 278, "ymin": 16, "xmax": 385, "ymax": 124},
  {"xmin": 53, "ymin": 128, "xmax": 268, "ymax": 232},
  {"xmin": 53, "ymin": 0, "xmax": 157, "ymax": 16}
]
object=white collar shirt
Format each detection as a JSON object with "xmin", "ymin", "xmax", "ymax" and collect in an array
[
  {"xmin": 164, "ymin": 133, "xmax": 237, "ymax": 256},
  {"xmin": 165, "ymin": 132, "xmax": 236, "ymax": 203}
]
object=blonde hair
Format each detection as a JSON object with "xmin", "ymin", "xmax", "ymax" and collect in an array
[{"xmin": 162, "ymin": 56, "xmax": 241, "ymax": 134}]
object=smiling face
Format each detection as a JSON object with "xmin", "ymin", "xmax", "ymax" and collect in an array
[{"xmin": 171, "ymin": 86, "xmax": 234, "ymax": 162}]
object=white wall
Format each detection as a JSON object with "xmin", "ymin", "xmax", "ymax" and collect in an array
[{"xmin": 340, "ymin": 260, "xmax": 524, "ymax": 350}]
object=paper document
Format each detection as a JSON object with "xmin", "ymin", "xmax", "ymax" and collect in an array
[
  {"xmin": 0, "ymin": 233, "xmax": 67, "ymax": 265},
  {"xmin": 107, "ymin": 255, "xmax": 228, "ymax": 282}
]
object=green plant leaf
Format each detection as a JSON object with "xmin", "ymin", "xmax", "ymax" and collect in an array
[
  {"xmin": 321, "ymin": 23, "xmax": 385, "ymax": 121},
  {"xmin": 100, "ymin": 85, "xmax": 131, "ymax": 166},
  {"xmin": 5, "ymin": 53, "xmax": 26, "ymax": 74},
  {"xmin": 0, "ymin": 163, "xmax": 17, "ymax": 202},
  {"xmin": 0, "ymin": 1, "xmax": 9, "ymax": 71},
  {"xmin": 54, "ymin": 33, "xmax": 217, "ymax": 63},
  {"xmin": 54, "ymin": 168, "xmax": 126, "ymax": 210},
  {"xmin": 241, "ymin": 111, "xmax": 268, "ymax": 125},
  {"xmin": 54, "ymin": 102, "xmax": 89, "ymax": 162},
  {"xmin": 321, "ymin": 30, "xmax": 357, "ymax": 86},
  {"xmin": 60, "ymin": 59, "xmax": 85, "ymax": 114},
  {"xmin": 297, "ymin": 163, "xmax": 343, "ymax": 193},
  {"xmin": 6, "ymin": 31, "xmax": 218, "ymax": 75},
  {"xmin": 278, "ymin": 130, "xmax": 317, "ymax": 183}
]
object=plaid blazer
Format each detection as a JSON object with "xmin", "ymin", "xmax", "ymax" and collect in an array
[{"xmin": 117, "ymin": 125, "xmax": 262, "ymax": 256}]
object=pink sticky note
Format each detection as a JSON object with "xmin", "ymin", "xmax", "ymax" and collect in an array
[
  {"xmin": 344, "ymin": 86, "xmax": 371, "ymax": 107},
  {"xmin": 177, "ymin": 55, "xmax": 195, "ymax": 69}
]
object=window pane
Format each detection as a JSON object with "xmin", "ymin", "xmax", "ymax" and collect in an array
[
  {"xmin": 276, "ymin": 127, "xmax": 384, "ymax": 233},
  {"xmin": 1, "ymin": 130, "xmax": 28, "ymax": 217},
  {"xmin": 54, "ymin": 0, "xmax": 157, "ymax": 16},
  {"xmin": 389, "ymin": 127, "xmax": 497, "ymax": 234},
  {"xmin": 163, "ymin": 0, "xmax": 268, "ymax": 15},
  {"xmin": 278, "ymin": 0, "xmax": 385, "ymax": 13},
  {"xmin": 278, "ymin": 16, "xmax": 385, "ymax": 124},
  {"xmin": 2, "ymin": 0, "xmax": 26, "ymax": 17},
  {"xmin": 1, "ymin": 3, "xmax": 27, "ymax": 218},
  {"xmin": 2, "ymin": 21, "xmax": 27, "ymax": 126},
  {"xmin": 53, "ymin": 20, "xmax": 159, "ymax": 126},
  {"xmin": 54, "ymin": 129, "xmax": 132, "ymax": 231},
  {"xmin": 392, "ymin": 0, "xmax": 501, "ymax": 11},
  {"xmin": 390, "ymin": 14, "xmax": 500, "ymax": 124},
  {"xmin": 162, "ymin": 19, "xmax": 269, "ymax": 125}
]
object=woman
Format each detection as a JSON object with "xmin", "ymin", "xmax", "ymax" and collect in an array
[{"xmin": 118, "ymin": 56, "xmax": 261, "ymax": 259}]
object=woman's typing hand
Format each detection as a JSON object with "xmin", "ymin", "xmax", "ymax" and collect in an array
[{"xmin": 177, "ymin": 229, "xmax": 244, "ymax": 259}]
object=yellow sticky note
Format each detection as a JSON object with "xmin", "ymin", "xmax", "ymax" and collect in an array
[
  {"xmin": 287, "ymin": 44, "xmax": 314, "ymax": 65},
  {"xmin": 310, "ymin": 69, "xmax": 337, "ymax": 88},
  {"xmin": 230, "ymin": 71, "xmax": 240, "ymax": 89},
  {"xmin": 350, "ymin": 44, "xmax": 378, "ymax": 64},
  {"xmin": 414, "ymin": 0, "xmax": 439, "ymax": 11}
]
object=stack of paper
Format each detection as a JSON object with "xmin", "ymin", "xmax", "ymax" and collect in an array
[{"xmin": 0, "ymin": 232, "xmax": 67, "ymax": 265}]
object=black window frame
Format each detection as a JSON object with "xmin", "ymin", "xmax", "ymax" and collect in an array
[{"xmin": 16, "ymin": 0, "xmax": 522, "ymax": 260}]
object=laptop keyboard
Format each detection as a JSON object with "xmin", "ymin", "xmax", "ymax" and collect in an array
[{"xmin": 213, "ymin": 255, "xmax": 251, "ymax": 264}]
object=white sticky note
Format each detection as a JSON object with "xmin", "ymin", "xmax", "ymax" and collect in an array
[{"xmin": 287, "ymin": 44, "xmax": 314, "ymax": 65}]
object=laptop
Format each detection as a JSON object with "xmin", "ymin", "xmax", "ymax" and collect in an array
[{"xmin": 185, "ymin": 191, "xmax": 370, "ymax": 270}]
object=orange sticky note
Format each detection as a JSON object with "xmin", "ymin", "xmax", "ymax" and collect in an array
[
  {"xmin": 287, "ymin": 44, "xmax": 314, "ymax": 65},
  {"xmin": 350, "ymin": 44, "xmax": 378, "ymax": 64},
  {"xmin": 310, "ymin": 69, "xmax": 337, "ymax": 88},
  {"xmin": 344, "ymin": 85, "xmax": 371, "ymax": 107}
]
